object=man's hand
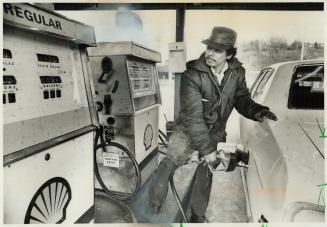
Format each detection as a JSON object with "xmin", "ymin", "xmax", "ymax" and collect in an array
[
  {"xmin": 203, "ymin": 151, "xmax": 217, "ymax": 165},
  {"xmin": 254, "ymin": 109, "xmax": 278, "ymax": 122}
]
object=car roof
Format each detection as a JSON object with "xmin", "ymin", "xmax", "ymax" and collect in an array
[{"xmin": 264, "ymin": 59, "xmax": 323, "ymax": 70}]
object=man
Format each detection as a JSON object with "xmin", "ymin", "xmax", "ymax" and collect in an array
[{"xmin": 149, "ymin": 27, "xmax": 277, "ymax": 222}]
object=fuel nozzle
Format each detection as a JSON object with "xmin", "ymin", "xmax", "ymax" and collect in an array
[
  {"xmin": 235, "ymin": 147, "xmax": 249, "ymax": 168},
  {"xmin": 211, "ymin": 143, "xmax": 249, "ymax": 172},
  {"xmin": 189, "ymin": 143, "xmax": 249, "ymax": 173}
]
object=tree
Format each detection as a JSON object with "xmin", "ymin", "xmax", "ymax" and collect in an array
[
  {"xmin": 314, "ymin": 42, "xmax": 322, "ymax": 49},
  {"xmin": 267, "ymin": 37, "xmax": 288, "ymax": 58},
  {"xmin": 290, "ymin": 40, "xmax": 302, "ymax": 50}
]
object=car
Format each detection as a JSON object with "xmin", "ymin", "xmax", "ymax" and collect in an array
[{"xmin": 240, "ymin": 60, "xmax": 324, "ymax": 222}]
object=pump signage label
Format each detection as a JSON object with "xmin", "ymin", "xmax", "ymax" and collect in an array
[
  {"xmin": 4, "ymin": 3, "xmax": 63, "ymax": 30},
  {"xmin": 3, "ymin": 3, "xmax": 95, "ymax": 46},
  {"xmin": 103, "ymin": 152, "xmax": 120, "ymax": 168}
]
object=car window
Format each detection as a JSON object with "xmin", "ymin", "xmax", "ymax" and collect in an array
[
  {"xmin": 288, "ymin": 64, "xmax": 324, "ymax": 109},
  {"xmin": 250, "ymin": 70, "xmax": 266, "ymax": 98},
  {"xmin": 252, "ymin": 68, "xmax": 274, "ymax": 99}
]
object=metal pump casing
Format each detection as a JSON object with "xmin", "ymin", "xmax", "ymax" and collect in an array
[
  {"xmin": 3, "ymin": 3, "xmax": 97, "ymax": 224},
  {"xmin": 87, "ymin": 42, "xmax": 162, "ymax": 190}
]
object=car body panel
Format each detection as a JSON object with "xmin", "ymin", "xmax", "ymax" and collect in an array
[{"xmin": 240, "ymin": 60, "xmax": 324, "ymax": 222}]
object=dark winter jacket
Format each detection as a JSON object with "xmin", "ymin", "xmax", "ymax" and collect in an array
[{"xmin": 176, "ymin": 53, "xmax": 269, "ymax": 156}]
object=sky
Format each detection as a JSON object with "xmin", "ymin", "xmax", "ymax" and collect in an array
[
  {"xmin": 58, "ymin": 9, "xmax": 324, "ymax": 64},
  {"xmin": 184, "ymin": 10, "xmax": 324, "ymax": 60},
  {"xmin": 57, "ymin": 10, "xmax": 176, "ymax": 65}
]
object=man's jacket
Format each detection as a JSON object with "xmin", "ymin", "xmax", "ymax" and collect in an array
[{"xmin": 176, "ymin": 53, "xmax": 269, "ymax": 156}]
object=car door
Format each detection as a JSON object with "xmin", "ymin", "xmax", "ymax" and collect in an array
[
  {"xmin": 241, "ymin": 68, "xmax": 274, "ymax": 145},
  {"xmin": 240, "ymin": 68, "xmax": 277, "ymax": 222}
]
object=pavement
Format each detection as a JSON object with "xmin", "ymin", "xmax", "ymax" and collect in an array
[
  {"xmin": 205, "ymin": 169, "xmax": 248, "ymax": 222},
  {"xmin": 94, "ymin": 191, "xmax": 135, "ymax": 223}
]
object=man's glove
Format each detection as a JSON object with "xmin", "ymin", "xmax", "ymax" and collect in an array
[
  {"xmin": 202, "ymin": 151, "xmax": 220, "ymax": 168},
  {"xmin": 203, "ymin": 151, "xmax": 217, "ymax": 164},
  {"xmin": 254, "ymin": 109, "xmax": 278, "ymax": 122}
]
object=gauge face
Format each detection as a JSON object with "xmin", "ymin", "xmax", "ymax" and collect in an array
[
  {"xmin": 24, "ymin": 177, "xmax": 72, "ymax": 224},
  {"xmin": 143, "ymin": 124, "xmax": 153, "ymax": 151}
]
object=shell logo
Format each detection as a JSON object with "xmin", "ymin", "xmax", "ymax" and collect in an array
[
  {"xmin": 24, "ymin": 177, "xmax": 72, "ymax": 224},
  {"xmin": 144, "ymin": 124, "xmax": 153, "ymax": 151}
]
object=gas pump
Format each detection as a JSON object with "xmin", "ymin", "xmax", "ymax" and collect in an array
[
  {"xmin": 3, "ymin": 3, "xmax": 97, "ymax": 224},
  {"xmin": 87, "ymin": 42, "xmax": 161, "ymax": 200}
]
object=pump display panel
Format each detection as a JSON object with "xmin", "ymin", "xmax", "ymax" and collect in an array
[
  {"xmin": 3, "ymin": 27, "xmax": 92, "ymax": 156},
  {"xmin": 127, "ymin": 60, "xmax": 156, "ymax": 98}
]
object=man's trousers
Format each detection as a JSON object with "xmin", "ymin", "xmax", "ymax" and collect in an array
[{"xmin": 149, "ymin": 125, "xmax": 213, "ymax": 217}]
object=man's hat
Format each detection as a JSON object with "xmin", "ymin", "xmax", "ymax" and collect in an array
[{"xmin": 202, "ymin": 27, "xmax": 237, "ymax": 50}]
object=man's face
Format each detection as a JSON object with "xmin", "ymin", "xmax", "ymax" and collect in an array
[{"xmin": 205, "ymin": 46, "xmax": 228, "ymax": 68}]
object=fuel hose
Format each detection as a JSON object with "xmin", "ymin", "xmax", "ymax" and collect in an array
[
  {"xmin": 159, "ymin": 129, "xmax": 188, "ymax": 222},
  {"xmin": 169, "ymin": 169, "xmax": 188, "ymax": 223},
  {"xmin": 94, "ymin": 127, "xmax": 141, "ymax": 201}
]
